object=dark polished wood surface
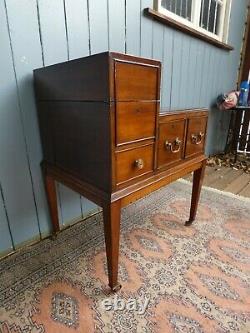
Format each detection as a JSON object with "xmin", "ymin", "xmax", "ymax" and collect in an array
[{"xmin": 34, "ymin": 52, "xmax": 208, "ymax": 291}]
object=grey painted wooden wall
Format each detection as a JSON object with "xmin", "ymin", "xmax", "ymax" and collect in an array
[{"xmin": 0, "ymin": 0, "xmax": 247, "ymax": 255}]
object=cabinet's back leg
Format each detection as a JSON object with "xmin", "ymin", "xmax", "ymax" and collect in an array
[
  {"xmin": 103, "ymin": 200, "xmax": 122, "ymax": 292},
  {"xmin": 186, "ymin": 160, "xmax": 206, "ymax": 226},
  {"xmin": 43, "ymin": 168, "xmax": 60, "ymax": 234}
]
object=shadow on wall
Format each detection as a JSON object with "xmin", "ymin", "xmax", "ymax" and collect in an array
[{"xmin": 206, "ymin": 106, "xmax": 231, "ymax": 156}]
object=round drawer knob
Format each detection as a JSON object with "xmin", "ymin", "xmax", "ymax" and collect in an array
[{"xmin": 134, "ymin": 158, "xmax": 144, "ymax": 170}]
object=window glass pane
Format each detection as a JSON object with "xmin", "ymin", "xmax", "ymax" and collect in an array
[
  {"xmin": 208, "ymin": 0, "xmax": 216, "ymax": 32},
  {"xmin": 215, "ymin": 3, "xmax": 222, "ymax": 35},
  {"xmin": 199, "ymin": 0, "xmax": 222, "ymax": 35},
  {"xmin": 161, "ymin": 0, "xmax": 192, "ymax": 21},
  {"xmin": 200, "ymin": 0, "xmax": 210, "ymax": 30}
]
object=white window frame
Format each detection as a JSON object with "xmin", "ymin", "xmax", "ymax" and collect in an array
[{"xmin": 154, "ymin": 0, "xmax": 232, "ymax": 43}]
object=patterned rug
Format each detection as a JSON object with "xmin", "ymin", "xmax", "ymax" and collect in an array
[{"xmin": 0, "ymin": 180, "xmax": 249, "ymax": 333}]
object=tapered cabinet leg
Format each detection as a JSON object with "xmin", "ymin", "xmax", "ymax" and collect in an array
[
  {"xmin": 103, "ymin": 200, "xmax": 122, "ymax": 292},
  {"xmin": 186, "ymin": 160, "xmax": 206, "ymax": 226},
  {"xmin": 43, "ymin": 169, "xmax": 60, "ymax": 234}
]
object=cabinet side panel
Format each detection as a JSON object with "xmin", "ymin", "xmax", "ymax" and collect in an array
[
  {"xmin": 37, "ymin": 101, "xmax": 111, "ymax": 192},
  {"xmin": 34, "ymin": 53, "xmax": 109, "ymax": 101}
]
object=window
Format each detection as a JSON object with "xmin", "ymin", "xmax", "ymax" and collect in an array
[{"xmin": 154, "ymin": 0, "xmax": 231, "ymax": 42}]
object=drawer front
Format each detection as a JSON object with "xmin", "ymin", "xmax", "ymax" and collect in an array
[
  {"xmin": 116, "ymin": 102, "xmax": 157, "ymax": 145},
  {"xmin": 185, "ymin": 116, "xmax": 207, "ymax": 158},
  {"xmin": 157, "ymin": 119, "xmax": 186, "ymax": 168},
  {"xmin": 116, "ymin": 144, "xmax": 154, "ymax": 184},
  {"xmin": 115, "ymin": 61, "xmax": 159, "ymax": 101}
]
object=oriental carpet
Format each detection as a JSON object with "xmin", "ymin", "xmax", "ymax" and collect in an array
[{"xmin": 0, "ymin": 181, "xmax": 249, "ymax": 333}]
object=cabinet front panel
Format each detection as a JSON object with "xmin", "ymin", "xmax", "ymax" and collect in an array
[
  {"xmin": 185, "ymin": 116, "xmax": 207, "ymax": 158},
  {"xmin": 116, "ymin": 102, "xmax": 157, "ymax": 145},
  {"xmin": 157, "ymin": 119, "xmax": 186, "ymax": 168},
  {"xmin": 114, "ymin": 61, "xmax": 159, "ymax": 101},
  {"xmin": 115, "ymin": 144, "xmax": 154, "ymax": 184}
]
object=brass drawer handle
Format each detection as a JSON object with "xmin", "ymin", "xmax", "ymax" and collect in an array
[
  {"xmin": 165, "ymin": 137, "xmax": 182, "ymax": 153},
  {"xmin": 191, "ymin": 132, "xmax": 204, "ymax": 145},
  {"xmin": 134, "ymin": 158, "xmax": 144, "ymax": 170}
]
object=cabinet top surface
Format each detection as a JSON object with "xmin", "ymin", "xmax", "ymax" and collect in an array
[{"xmin": 34, "ymin": 51, "xmax": 161, "ymax": 73}]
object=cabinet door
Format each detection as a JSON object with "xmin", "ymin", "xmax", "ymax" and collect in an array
[
  {"xmin": 114, "ymin": 61, "xmax": 159, "ymax": 101},
  {"xmin": 185, "ymin": 116, "xmax": 207, "ymax": 158},
  {"xmin": 157, "ymin": 119, "xmax": 186, "ymax": 169}
]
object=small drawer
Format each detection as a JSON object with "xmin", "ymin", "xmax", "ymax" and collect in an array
[
  {"xmin": 114, "ymin": 61, "xmax": 159, "ymax": 101},
  {"xmin": 116, "ymin": 102, "xmax": 157, "ymax": 145},
  {"xmin": 185, "ymin": 116, "xmax": 207, "ymax": 158},
  {"xmin": 157, "ymin": 119, "xmax": 185, "ymax": 169},
  {"xmin": 115, "ymin": 144, "xmax": 154, "ymax": 184}
]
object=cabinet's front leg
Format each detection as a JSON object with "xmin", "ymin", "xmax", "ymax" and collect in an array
[
  {"xmin": 43, "ymin": 169, "xmax": 60, "ymax": 234},
  {"xmin": 103, "ymin": 200, "xmax": 122, "ymax": 292},
  {"xmin": 186, "ymin": 160, "xmax": 206, "ymax": 226}
]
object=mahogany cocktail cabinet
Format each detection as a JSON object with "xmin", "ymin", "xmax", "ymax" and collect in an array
[{"xmin": 34, "ymin": 52, "xmax": 207, "ymax": 291}]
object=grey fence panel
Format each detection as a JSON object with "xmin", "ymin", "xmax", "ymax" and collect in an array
[
  {"xmin": 126, "ymin": 0, "xmax": 141, "ymax": 55},
  {"xmin": 0, "ymin": 183, "xmax": 13, "ymax": 254},
  {"xmin": 140, "ymin": 0, "xmax": 153, "ymax": 58},
  {"xmin": 108, "ymin": 0, "xmax": 126, "ymax": 52},
  {"xmin": 64, "ymin": 0, "xmax": 90, "ymax": 59},
  {"xmin": 38, "ymin": 0, "xmax": 82, "ymax": 226},
  {"xmin": 5, "ymin": 0, "xmax": 51, "ymax": 237},
  {"xmin": 0, "ymin": 1, "xmax": 41, "ymax": 245},
  {"xmin": 88, "ymin": 0, "xmax": 109, "ymax": 54}
]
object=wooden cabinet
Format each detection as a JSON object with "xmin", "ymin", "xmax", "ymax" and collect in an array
[{"xmin": 34, "ymin": 52, "xmax": 208, "ymax": 292}]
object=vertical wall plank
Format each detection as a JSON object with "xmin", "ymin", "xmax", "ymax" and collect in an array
[
  {"xmin": 205, "ymin": 46, "xmax": 216, "ymax": 107},
  {"xmin": 188, "ymin": 38, "xmax": 198, "ymax": 108},
  {"xmin": 126, "ymin": 0, "xmax": 141, "ymax": 55},
  {"xmin": 199, "ymin": 44, "xmax": 212, "ymax": 107},
  {"xmin": 57, "ymin": 185, "xmax": 82, "ymax": 226},
  {"xmin": 0, "ymin": 1, "xmax": 40, "ymax": 245},
  {"xmin": 82, "ymin": 198, "xmax": 100, "ymax": 219},
  {"xmin": 64, "ymin": 0, "xmax": 90, "ymax": 59},
  {"xmin": 64, "ymin": 0, "xmax": 97, "ymax": 220},
  {"xmin": 0, "ymin": 183, "xmax": 13, "ymax": 254},
  {"xmin": 152, "ymin": 22, "xmax": 164, "ymax": 60},
  {"xmin": 38, "ymin": 0, "xmax": 68, "ymax": 65},
  {"xmin": 189, "ymin": 39, "xmax": 199, "ymax": 108},
  {"xmin": 161, "ymin": 27, "xmax": 174, "ymax": 110},
  {"xmin": 88, "ymin": 0, "xmax": 109, "ymax": 54},
  {"xmin": 178, "ymin": 35, "xmax": 191, "ymax": 109},
  {"xmin": 170, "ymin": 31, "xmax": 183, "ymax": 110},
  {"xmin": 5, "ymin": 0, "xmax": 51, "ymax": 237},
  {"xmin": 140, "ymin": 0, "xmax": 153, "ymax": 58},
  {"xmin": 108, "ymin": 0, "xmax": 126, "ymax": 52},
  {"xmin": 38, "ymin": 0, "xmax": 82, "ymax": 226},
  {"xmin": 152, "ymin": 21, "xmax": 164, "ymax": 106},
  {"xmin": 194, "ymin": 41, "xmax": 205, "ymax": 108},
  {"xmin": 182, "ymin": 36, "xmax": 192, "ymax": 109}
]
